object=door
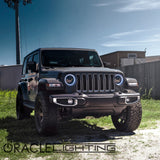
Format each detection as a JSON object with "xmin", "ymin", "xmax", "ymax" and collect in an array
[{"xmin": 27, "ymin": 52, "xmax": 40, "ymax": 102}]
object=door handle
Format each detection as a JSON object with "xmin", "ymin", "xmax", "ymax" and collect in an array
[
  {"xmin": 20, "ymin": 79, "xmax": 27, "ymax": 82},
  {"xmin": 28, "ymin": 78, "xmax": 33, "ymax": 82}
]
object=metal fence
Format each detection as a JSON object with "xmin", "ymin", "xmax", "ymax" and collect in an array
[
  {"xmin": 0, "ymin": 65, "xmax": 22, "ymax": 90},
  {"xmin": 120, "ymin": 61, "xmax": 160, "ymax": 99}
]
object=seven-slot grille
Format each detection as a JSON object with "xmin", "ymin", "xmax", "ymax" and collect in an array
[{"xmin": 76, "ymin": 73, "xmax": 115, "ymax": 93}]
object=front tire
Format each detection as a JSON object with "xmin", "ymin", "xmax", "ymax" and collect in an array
[
  {"xmin": 35, "ymin": 92, "xmax": 60, "ymax": 135},
  {"xmin": 111, "ymin": 102, "xmax": 142, "ymax": 132}
]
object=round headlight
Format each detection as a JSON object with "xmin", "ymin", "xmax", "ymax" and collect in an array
[
  {"xmin": 64, "ymin": 74, "xmax": 76, "ymax": 86},
  {"xmin": 114, "ymin": 74, "xmax": 123, "ymax": 86}
]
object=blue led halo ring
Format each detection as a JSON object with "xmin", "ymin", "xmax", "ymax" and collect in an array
[
  {"xmin": 114, "ymin": 74, "xmax": 124, "ymax": 86},
  {"xmin": 64, "ymin": 74, "xmax": 76, "ymax": 86}
]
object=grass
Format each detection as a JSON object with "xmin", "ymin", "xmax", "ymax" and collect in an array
[
  {"xmin": 79, "ymin": 99, "xmax": 160, "ymax": 130},
  {"xmin": 140, "ymin": 99, "xmax": 160, "ymax": 129},
  {"xmin": 0, "ymin": 90, "xmax": 160, "ymax": 159}
]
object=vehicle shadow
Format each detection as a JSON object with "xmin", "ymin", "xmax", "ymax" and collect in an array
[{"xmin": 0, "ymin": 116, "xmax": 135, "ymax": 144}]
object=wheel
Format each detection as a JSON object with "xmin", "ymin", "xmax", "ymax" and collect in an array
[
  {"xmin": 16, "ymin": 91, "xmax": 31, "ymax": 120},
  {"xmin": 35, "ymin": 92, "xmax": 60, "ymax": 135},
  {"xmin": 111, "ymin": 102, "xmax": 142, "ymax": 132}
]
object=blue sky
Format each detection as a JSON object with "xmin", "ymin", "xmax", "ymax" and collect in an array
[{"xmin": 1, "ymin": 0, "xmax": 160, "ymax": 65}]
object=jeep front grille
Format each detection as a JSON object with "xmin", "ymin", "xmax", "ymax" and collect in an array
[{"xmin": 76, "ymin": 73, "xmax": 115, "ymax": 93}]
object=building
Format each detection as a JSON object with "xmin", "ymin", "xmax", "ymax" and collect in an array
[
  {"xmin": 145, "ymin": 55, "xmax": 160, "ymax": 63},
  {"xmin": 100, "ymin": 51, "xmax": 146, "ymax": 68}
]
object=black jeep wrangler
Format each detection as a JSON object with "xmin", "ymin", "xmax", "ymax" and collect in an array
[{"xmin": 16, "ymin": 48, "xmax": 142, "ymax": 135}]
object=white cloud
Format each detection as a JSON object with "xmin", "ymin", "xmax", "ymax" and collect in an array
[
  {"xmin": 109, "ymin": 30, "xmax": 145, "ymax": 39},
  {"xmin": 107, "ymin": 28, "xmax": 160, "ymax": 39},
  {"xmin": 102, "ymin": 36, "xmax": 160, "ymax": 47},
  {"xmin": 117, "ymin": 0, "xmax": 160, "ymax": 12},
  {"xmin": 102, "ymin": 41, "xmax": 141, "ymax": 47},
  {"xmin": 92, "ymin": 3, "xmax": 110, "ymax": 7},
  {"xmin": 153, "ymin": 34, "xmax": 160, "ymax": 38}
]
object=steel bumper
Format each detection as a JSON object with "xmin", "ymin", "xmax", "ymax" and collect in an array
[{"xmin": 49, "ymin": 92, "xmax": 140, "ymax": 116}]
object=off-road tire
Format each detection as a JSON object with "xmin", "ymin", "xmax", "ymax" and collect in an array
[
  {"xmin": 35, "ymin": 92, "xmax": 60, "ymax": 135},
  {"xmin": 16, "ymin": 91, "xmax": 31, "ymax": 120},
  {"xmin": 111, "ymin": 102, "xmax": 142, "ymax": 132}
]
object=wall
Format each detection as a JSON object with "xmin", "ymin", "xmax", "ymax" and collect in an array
[
  {"xmin": 117, "ymin": 51, "xmax": 145, "ymax": 67},
  {"xmin": 0, "ymin": 65, "xmax": 22, "ymax": 90},
  {"xmin": 120, "ymin": 61, "xmax": 160, "ymax": 99},
  {"xmin": 121, "ymin": 58, "xmax": 146, "ymax": 67}
]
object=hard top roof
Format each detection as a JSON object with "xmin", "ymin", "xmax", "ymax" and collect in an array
[{"xmin": 24, "ymin": 48, "xmax": 97, "ymax": 59}]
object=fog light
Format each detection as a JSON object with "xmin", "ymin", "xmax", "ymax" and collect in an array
[
  {"xmin": 126, "ymin": 98, "xmax": 130, "ymax": 102},
  {"xmin": 68, "ymin": 99, "xmax": 73, "ymax": 104}
]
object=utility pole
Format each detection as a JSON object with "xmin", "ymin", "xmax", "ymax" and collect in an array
[{"xmin": 4, "ymin": 0, "xmax": 32, "ymax": 65}]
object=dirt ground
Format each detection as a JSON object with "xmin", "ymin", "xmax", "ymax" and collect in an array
[
  {"xmin": 78, "ymin": 123, "xmax": 160, "ymax": 160},
  {"xmin": 29, "ymin": 121, "xmax": 160, "ymax": 160}
]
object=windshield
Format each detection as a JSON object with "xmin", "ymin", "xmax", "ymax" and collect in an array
[{"xmin": 41, "ymin": 50, "xmax": 102, "ymax": 67}]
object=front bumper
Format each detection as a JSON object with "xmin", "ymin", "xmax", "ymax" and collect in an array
[{"xmin": 49, "ymin": 92, "xmax": 140, "ymax": 116}]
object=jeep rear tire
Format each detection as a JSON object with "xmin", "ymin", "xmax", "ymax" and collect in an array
[
  {"xmin": 16, "ymin": 91, "xmax": 31, "ymax": 120},
  {"xmin": 111, "ymin": 102, "xmax": 142, "ymax": 132},
  {"xmin": 35, "ymin": 92, "xmax": 60, "ymax": 135}
]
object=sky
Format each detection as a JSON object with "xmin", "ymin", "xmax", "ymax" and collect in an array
[{"xmin": 1, "ymin": 0, "xmax": 160, "ymax": 65}]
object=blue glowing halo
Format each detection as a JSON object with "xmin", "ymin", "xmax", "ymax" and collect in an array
[
  {"xmin": 114, "ymin": 74, "xmax": 124, "ymax": 86},
  {"xmin": 64, "ymin": 74, "xmax": 76, "ymax": 86}
]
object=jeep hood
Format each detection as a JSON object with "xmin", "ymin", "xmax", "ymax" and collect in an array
[{"xmin": 41, "ymin": 67, "xmax": 123, "ymax": 74}]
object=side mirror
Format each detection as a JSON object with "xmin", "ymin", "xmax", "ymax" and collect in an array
[{"xmin": 27, "ymin": 61, "xmax": 37, "ymax": 73}]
